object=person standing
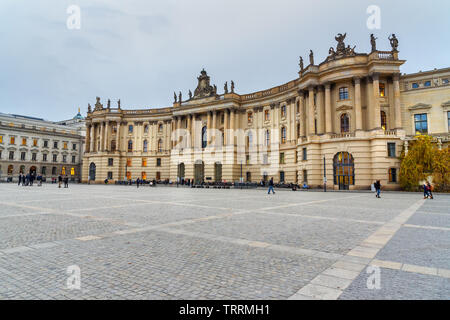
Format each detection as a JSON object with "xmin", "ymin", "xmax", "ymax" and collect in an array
[
  {"xmin": 58, "ymin": 175, "xmax": 62, "ymax": 188},
  {"xmin": 423, "ymin": 183, "xmax": 429, "ymax": 199},
  {"xmin": 18, "ymin": 173, "xmax": 22, "ymax": 186},
  {"xmin": 268, "ymin": 177, "xmax": 275, "ymax": 195},
  {"xmin": 136, "ymin": 178, "xmax": 140, "ymax": 188},
  {"xmin": 64, "ymin": 176, "xmax": 69, "ymax": 188}
]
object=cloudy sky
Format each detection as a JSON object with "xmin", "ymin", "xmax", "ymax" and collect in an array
[{"xmin": 1, "ymin": 0, "xmax": 449, "ymax": 121}]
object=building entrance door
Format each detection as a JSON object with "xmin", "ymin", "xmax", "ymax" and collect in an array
[
  {"xmin": 89, "ymin": 162, "xmax": 96, "ymax": 181},
  {"xmin": 333, "ymin": 152, "xmax": 355, "ymax": 190},
  {"xmin": 194, "ymin": 161, "xmax": 204, "ymax": 185}
]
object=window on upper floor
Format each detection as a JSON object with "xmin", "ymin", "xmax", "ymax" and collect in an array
[
  {"xmin": 414, "ymin": 114, "xmax": 428, "ymax": 134},
  {"xmin": 247, "ymin": 112, "xmax": 253, "ymax": 123},
  {"xmin": 144, "ymin": 125, "xmax": 149, "ymax": 133},
  {"xmin": 281, "ymin": 127, "xmax": 286, "ymax": 144},
  {"xmin": 53, "ymin": 154, "xmax": 57, "ymax": 162},
  {"xmin": 72, "ymin": 156, "xmax": 76, "ymax": 163},
  {"xmin": 424, "ymin": 81, "xmax": 431, "ymax": 87},
  {"xmin": 158, "ymin": 139, "xmax": 163, "ymax": 153},
  {"xmin": 443, "ymin": 79, "xmax": 449, "ymax": 85},
  {"xmin": 143, "ymin": 140, "xmax": 148, "ymax": 152},
  {"xmin": 387, "ymin": 143, "xmax": 396, "ymax": 158},
  {"xmin": 53, "ymin": 141, "xmax": 58, "ymax": 149},
  {"xmin": 127, "ymin": 158, "xmax": 132, "ymax": 167},
  {"xmin": 156, "ymin": 158, "xmax": 161, "ymax": 167},
  {"xmin": 302, "ymin": 148, "xmax": 307, "ymax": 161},
  {"xmin": 43, "ymin": 154, "xmax": 47, "ymax": 162},
  {"xmin": 63, "ymin": 142, "xmax": 68, "ymax": 149},
  {"xmin": 43, "ymin": 140, "xmax": 48, "ymax": 148},
  {"xmin": 72, "ymin": 143, "xmax": 77, "ymax": 150},
  {"xmin": 265, "ymin": 130, "xmax": 270, "ymax": 146},
  {"xmin": 0, "ymin": 135, "xmax": 2, "ymax": 144},
  {"xmin": 128, "ymin": 125, "xmax": 133, "ymax": 133},
  {"xmin": 32, "ymin": 153, "xmax": 37, "ymax": 161},
  {"xmin": 281, "ymin": 106, "xmax": 286, "ymax": 118},
  {"xmin": 340, "ymin": 113, "xmax": 350, "ymax": 133},
  {"xmin": 22, "ymin": 138, "xmax": 27, "ymax": 146},
  {"xmin": 142, "ymin": 158, "xmax": 147, "ymax": 167},
  {"xmin": 381, "ymin": 111, "xmax": 387, "ymax": 130},
  {"xmin": 339, "ymin": 87, "xmax": 349, "ymax": 100},
  {"xmin": 379, "ymin": 83, "xmax": 386, "ymax": 97},
  {"xmin": 447, "ymin": 111, "xmax": 450, "ymax": 132},
  {"xmin": 33, "ymin": 139, "xmax": 38, "ymax": 147},
  {"xmin": 20, "ymin": 152, "xmax": 26, "ymax": 160},
  {"xmin": 264, "ymin": 110, "xmax": 270, "ymax": 121},
  {"xmin": 10, "ymin": 137, "xmax": 15, "ymax": 145},
  {"xmin": 158, "ymin": 124, "xmax": 163, "ymax": 133},
  {"xmin": 280, "ymin": 152, "xmax": 285, "ymax": 164},
  {"xmin": 412, "ymin": 83, "xmax": 419, "ymax": 89},
  {"xmin": 9, "ymin": 151, "xmax": 14, "ymax": 160},
  {"xmin": 108, "ymin": 158, "xmax": 114, "ymax": 166},
  {"xmin": 128, "ymin": 140, "xmax": 133, "ymax": 152},
  {"xmin": 62, "ymin": 155, "xmax": 67, "ymax": 163}
]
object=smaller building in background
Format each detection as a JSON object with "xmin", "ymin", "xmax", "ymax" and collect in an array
[{"xmin": 0, "ymin": 110, "xmax": 86, "ymax": 182}]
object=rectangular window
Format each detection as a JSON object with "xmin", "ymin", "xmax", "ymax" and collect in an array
[
  {"xmin": 73, "ymin": 144, "xmax": 77, "ymax": 150},
  {"xmin": 54, "ymin": 141, "xmax": 58, "ymax": 149},
  {"xmin": 32, "ymin": 153, "xmax": 37, "ymax": 161},
  {"xmin": 447, "ymin": 111, "xmax": 450, "ymax": 132},
  {"xmin": 43, "ymin": 140, "xmax": 48, "ymax": 148},
  {"xmin": 379, "ymin": 83, "xmax": 386, "ymax": 97},
  {"xmin": 389, "ymin": 168, "xmax": 397, "ymax": 183},
  {"xmin": 303, "ymin": 170, "xmax": 308, "ymax": 183},
  {"xmin": 21, "ymin": 152, "xmax": 26, "ymax": 160},
  {"xmin": 414, "ymin": 114, "xmax": 428, "ymax": 134},
  {"xmin": 63, "ymin": 142, "xmax": 68, "ymax": 149},
  {"xmin": 424, "ymin": 81, "xmax": 431, "ymax": 87},
  {"xmin": 302, "ymin": 148, "xmax": 307, "ymax": 161},
  {"xmin": 246, "ymin": 154, "xmax": 250, "ymax": 165},
  {"xmin": 62, "ymin": 155, "xmax": 67, "ymax": 163},
  {"xmin": 127, "ymin": 158, "xmax": 132, "ymax": 167},
  {"xmin": 33, "ymin": 139, "xmax": 38, "ymax": 147},
  {"xmin": 42, "ymin": 167, "xmax": 46, "ymax": 175},
  {"xmin": 247, "ymin": 112, "xmax": 253, "ymax": 123},
  {"xmin": 108, "ymin": 158, "xmax": 114, "ymax": 166},
  {"xmin": 156, "ymin": 158, "xmax": 161, "ymax": 167},
  {"xmin": 9, "ymin": 151, "xmax": 14, "ymax": 160},
  {"xmin": 264, "ymin": 110, "xmax": 270, "ymax": 121},
  {"xmin": 339, "ymin": 87, "xmax": 349, "ymax": 100},
  {"xmin": 387, "ymin": 143, "xmax": 396, "ymax": 157},
  {"xmin": 281, "ymin": 106, "xmax": 286, "ymax": 118},
  {"xmin": 10, "ymin": 137, "xmax": 15, "ymax": 145},
  {"xmin": 53, "ymin": 154, "xmax": 57, "ymax": 162},
  {"xmin": 412, "ymin": 83, "xmax": 419, "ymax": 89},
  {"xmin": 43, "ymin": 154, "xmax": 47, "ymax": 162},
  {"xmin": 22, "ymin": 138, "xmax": 27, "ymax": 146},
  {"xmin": 108, "ymin": 172, "xmax": 113, "ymax": 180},
  {"xmin": 295, "ymin": 151, "xmax": 298, "ymax": 164},
  {"xmin": 0, "ymin": 135, "xmax": 3, "ymax": 143},
  {"xmin": 72, "ymin": 156, "xmax": 76, "ymax": 163},
  {"xmin": 142, "ymin": 158, "xmax": 147, "ymax": 167},
  {"xmin": 128, "ymin": 125, "xmax": 133, "ymax": 133},
  {"xmin": 280, "ymin": 171, "xmax": 285, "ymax": 183},
  {"xmin": 280, "ymin": 152, "xmax": 285, "ymax": 164},
  {"xmin": 52, "ymin": 167, "xmax": 57, "ymax": 175}
]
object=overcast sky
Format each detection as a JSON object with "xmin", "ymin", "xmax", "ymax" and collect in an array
[{"xmin": 1, "ymin": 0, "xmax": 449, "ymax": 121}]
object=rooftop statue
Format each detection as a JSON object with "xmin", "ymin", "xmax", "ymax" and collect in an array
[
  {"xmin": 189, "ymin": 90, "xmax": 193, "ymax": 99},
  {"xmin": 299, "ymin": 56, "xmax": 304, "ymax": 72},
  {"xmin": 88, "ymin": 103, "xmax": 92, "ymax": 113},
  {"xmin": 389, "ymin": 34, "xmax": 399, "ymax": 52},
  {"xmin": 174, "ymin": 92, "xmax": 177, "ymax": 103},
  {"xmin": 193, "ymin": 69, "xmax": 216, "ymax": 99},
  {"xmin": 224, "ymin": 81, "xmax": 228, "ymax": 94},
  {"xmin": 94, "ymin": 97, "xmax": 103, "ymax": 111},
  {"xmin": 325, "ymin": 33, "xmax": 358, "ymax": 62},
  {"xmin": 117, "ymin": 99, "xmax": 121, "ymax": 109},
  {"xmin": 309, "ymin": 50, "xmax": 314, "ymax": 65},
  {"xmin": 370, "ymin": 34, "xmax": 377, "ymax": 52},
  {"xmin": 231, "ymin": 81, "xmax": 235, "ymax": 93}
]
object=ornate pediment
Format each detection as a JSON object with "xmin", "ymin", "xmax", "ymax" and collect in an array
[
  {"xmin": 336, "ymin": 104, "xmax": 353, "ymax": 112},
  {"xmin": 408, "ymin": 103, "xmax": 432, "ymax": 111},
  {"xmin": 193, "ymin": 69, "xmax": 217, "ymax": 99}
]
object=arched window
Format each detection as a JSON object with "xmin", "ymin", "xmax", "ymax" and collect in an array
[
  {"xmin": 157, "ymin": 139, "xmax": 163, "ymax": 153},
  {"xmin": 158, "ymin": 124, "xmax": 163, "ymax": 133},
  {"xmin": 202, "ymin": 126, "xmax": 207, "ymax": 148},
  {"xmin": 144, "ymin": 125, "xmax": 149, "ymax": 133},
  {"xmin": 340, "ymin": 113, "xmax": 350, "ymax": 133},
  {"xmin": 281, "ymin": 127, "xmax": 287, "ymax": 144},
  {"xmin": 143, "ymin": 140, "xmax": 148, "ymax": 152},
  {"xmin": 128, "ymin": 140, "xmax": 133, "ymax": 152},
  {"xmin": 265, "ymin": 130, "xmax": 270, "ymax": 146},
  {"xmin": 381, "ymin": 111, "xmax": 387, "ymax": 130},
  {"xmin": 247, "ymin": 112, "xmax": 253, "ymax": 123}
]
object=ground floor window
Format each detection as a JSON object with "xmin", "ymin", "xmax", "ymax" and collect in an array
[
  {"xmin": 156, "ymin": 172, "xmax": 161, "ymax": 180},
  {"xmin": 246, "ymin": 172, "xmax": 251, "ymax": 182},
  {"xmin": 126, "ymin": 171, "xmax": 131, "ymax": 180},
  {"xmin": 389, "ymin": 168, "xmax": 397, "ymax": 183},
  {"xmin": 303, "ymin": 170, "xmax": 308, "ymax": 183},
  {"xmin": 141, "ymin": 172, "xmax": 147, "ymax": 180},
  {"xmin": 107, "ymin": 172, "xmax": 113, "ymax": 180},
  {"xmin": 280, "ymin": 171, "xmax": 285, "ymax": 183}
]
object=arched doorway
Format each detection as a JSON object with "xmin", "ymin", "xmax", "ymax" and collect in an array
[
  {"xmin": 89, "ymin": 162, "xmax": 96, "ymax": 181},
  {"xmin": 194, "ymin": 160, "xmax": 204, "ymax": 185},
  {"xmin": 29, "ymin": 166, "xmax": 37, "ymax": 175},
  {"xmin": 333, "ymin": 152, "xmax": 355, "ymax": 190},
  {"xmin": 214, "ymin": 162, "xmax": 222, "ymax": 182},
  {"xmin": 178, "ymin": 163, "xmax": 185, "ymax": 180}
]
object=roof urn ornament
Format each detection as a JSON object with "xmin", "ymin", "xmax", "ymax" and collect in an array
[
  {"xmin": 117, "ymin": 99, "xmax": 121, "ymax": 109},
  {"xmin": 179, "ymin": 91, "xmax": 182, "ymax": 103},
  {"xmin": 389, "ymin": 34, "xmax": 399, "ymax": 52},
  {"xmin": 107, "ymin": 99, "xmax": 111, "ymax": 109},
  {"xmin": 188, "ymin": 90, "xmax": 193, "ymax": 99},
  {"xmin": 88, "ymin": 103, "xmax": 92, "ymax": 113},
  {"xmin": 370, "ymin": 34, "xmax": 378, "ymax": 52}
]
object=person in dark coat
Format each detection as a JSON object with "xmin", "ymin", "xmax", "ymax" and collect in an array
[
  {"xmin": 374, "ymin": 180, "xmax": 381, "ymax": 198},
  {"xmin": 18, "ymin": 173, "xmax": 23, "ymax": 186},
  {"xmin": 426, "ymin": 182, "xmax": 434, "ymax": 200},
  {"xmin": 268, "ymin": 177, "xmax": 275, "ymax": 195},
  {"xmin": 64, "ymin": 176, "xmax": 69, "ymax": 188},
  {"xmin": 58, "ymin": 175, "xmax": 62, "ymax": 188}
]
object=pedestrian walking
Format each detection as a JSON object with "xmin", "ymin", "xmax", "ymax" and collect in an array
[
  {"xmin": 136, "ymin": 178, "xmax": 140, "ymax": 188},
  {"xmin": 268, "ymin": 177, "xmax": 275, "ymax": 195},
  {"xmin": 18, "ymin": 173, "xmax": 22, "ymax": 186},
  {"xmin": 427, "ymin": 182, "xmax": 434, "ymax": 200},
  {"xmin": 423, "ymin": 183, "xmax": 429, "ymax": 199},
  {"xmin": 374, "ymin": 180, "xmax": 381, "ymax": 198},
  {"xmin": 58, "ymin": 175, "xmax": 62, "ymax": 188}
]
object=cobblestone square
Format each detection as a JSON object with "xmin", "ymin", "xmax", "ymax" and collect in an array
[{"xmin": 0, "ymin": 184, "xmax": 449, "ymax": 300}]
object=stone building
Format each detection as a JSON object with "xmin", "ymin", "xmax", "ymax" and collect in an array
[
  {"xmin": 82, "ymin": 34, "xmax": 450, "ymax": 190},
  {"xmin": 0, "ymin": 111, "xmax": 86, "ymax": 182}
]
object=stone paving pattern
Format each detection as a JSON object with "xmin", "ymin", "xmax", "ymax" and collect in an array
[{"xmin": 0, "ymin": 184, "xmax": 448, "ymax": 300}]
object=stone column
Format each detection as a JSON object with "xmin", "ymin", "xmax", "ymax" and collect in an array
[
  {"xmin": 230, "ymin": 109, "xmax": 235, "ymax": 146},
  {"xmin": 116, "ymin": 122, "xmax": 121, "ymax": 152},
  {"xmin": 104, "ymin": 121, "xmax": 109, "ymax": 151},
  {"xmin": 393, "ymin": 73, "xmax": 402, "ymax": 129},
  {"xmin": 207, "ymin": 111, "xmax": 211, "ymax": 146},
  {"xmin": 324, "ymin": 84, "xmax": 332, "ymax": 134},
  {"xmin": 354, "ymin": 77, "xmax": 363, "ymax": 131},
  {"xmin": 372, "ymin": 73, "xmax": 381, "ymax": 129},
  {"xmin": 290, "ymin": 99, "xmax": 295, "ymax": 142},
  {"xmin": 317, "ymin": 86, "xmax": 325, "ymax": 134},
  {"xmin": 224, "ymin": 109, "xmax": 229, "ymax": 146},
  {"xmin": 212, "ymin": 110, "xmax": 217, "ymax": 146},
  {"xmin": 187, "ymin": 115, "xmax": 192, "ymax": 148},
  {"xmin": 86, "ymin": 124, "xmax": 91, "ymax": 153},
  {"xmin": 177, "ymin": 116, "xmax": 182, "ymax": 148},
  {"xmin": 308, "ymin": 87, "xmax": 315, "ymax": 135},
  {"xmin": 299, "ymin": 92, "xmax": 306, "ymax": 137},
  {"xmin": 99, "ymin": 122, "xmax": 104, "ymax": 152},
  {"xmin": 192, "ymin": 114, "xmax": 196, "ymax": 149}
]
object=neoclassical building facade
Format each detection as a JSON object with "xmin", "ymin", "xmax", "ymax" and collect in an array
[{"xmin": 82, "ymin": 34, "xmax": 450, "ymax": 190}]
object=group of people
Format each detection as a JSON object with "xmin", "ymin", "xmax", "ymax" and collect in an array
[
  {"xmin": 57, "ymin": 175, "xmax": 69, "ymax": 188},
  {"xmin": 18, "ymin": 172, "xmax": 43, "ymax": 187}
]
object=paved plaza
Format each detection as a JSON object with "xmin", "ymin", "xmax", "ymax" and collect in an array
[{"xmin": 0, "ymin": 183, "xmax": 449, "ymax": 300}]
